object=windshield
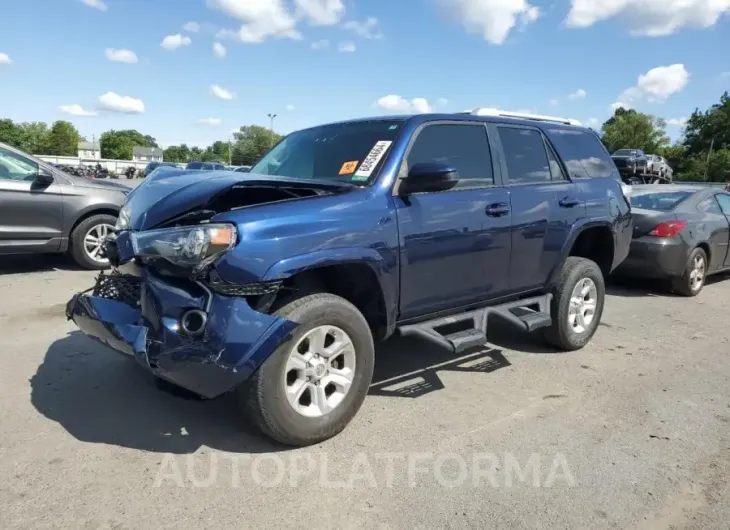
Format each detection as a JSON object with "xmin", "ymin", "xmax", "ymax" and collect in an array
[
  {"xmin": 250, "ymin": 120, "xmax": 403, "ymax": 184},
  {"xmin": 614, "ymin": 149, "xmax": 638, "ymax": 156},
  {"xmin": 629, "ymin": 191, "xmax": 692, "ymax": 211}
]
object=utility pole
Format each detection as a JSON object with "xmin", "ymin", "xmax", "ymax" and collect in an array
[
  {"xmin": 703, "ymin": 138, "xmax": 714, "ymax": 181},
  {"xmin": 267, "ymin": 113, "xmax": 277, "ymax": 132}
]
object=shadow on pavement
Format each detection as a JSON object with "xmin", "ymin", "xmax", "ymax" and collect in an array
[{"xmin": 0, "ymin": 254, "xmax": 81, "ymax": 276}]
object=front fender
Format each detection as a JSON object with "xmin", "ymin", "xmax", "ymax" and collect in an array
[{"xmin": 263, "ymin": 247, "xmax": 397, "ymax": 336}]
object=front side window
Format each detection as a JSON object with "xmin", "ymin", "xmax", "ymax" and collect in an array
[
  {"xmin": 497, "ymin": 126, "xmax": 551, "ymax": 184},
  {"xmin": 251, "ymin": 119, "xmax": 403, "ymax": 184},
  {"xmin": 715, "ymin": 193, "xmax": 730, "ymax": 215},
  {"xmin": 0, "ymin": 147, "xmax": 38, "ymax": 181},
  {"xmin": 407, "ymin": 123, "xmax": 494, "ymax": 188},
  {"xmin": 546, "ymin": 129, "xmax": 617, "ymax": 179}
]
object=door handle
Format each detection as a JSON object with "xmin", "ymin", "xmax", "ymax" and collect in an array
[
  {"xmin": 485, "ymin": 203, "xmax": 510, "ymax": 217},
  {"xmin": 559, "ymin": 196, "xmax": 580, "ymax": 208}
]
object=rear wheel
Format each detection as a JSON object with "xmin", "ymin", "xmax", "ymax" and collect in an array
[
  {"xmin": 239, "ymin": 293, "xmax": 375, "ymax": 446},
  {"xmin": 543, "ymin": 257, "xmax": 605, "ymax": 351},
  {"xmin": 68, "ymin": 214, "xmax": 116, "ymax": 270},
  {"xmin": 672, "ymin": 247, "xmax": 707, "ymax": 297}
]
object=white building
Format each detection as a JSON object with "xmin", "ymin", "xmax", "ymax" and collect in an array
[
  {"xmin": 133, "ymin": 146, "xmax": 163, "ymax": 162},
  {"xmin": 77, "ymin": 141, "xmax": 101, "ymax": 159}
]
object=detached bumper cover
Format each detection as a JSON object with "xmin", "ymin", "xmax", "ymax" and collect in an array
[{"xmin": 66, "ymin": 272, "xmax": 298, "ymax": 398}]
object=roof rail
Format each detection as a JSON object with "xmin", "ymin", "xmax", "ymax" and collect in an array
[{"xmin": 462, "ymin": 107, "xmax": 582, "ymax": 126}]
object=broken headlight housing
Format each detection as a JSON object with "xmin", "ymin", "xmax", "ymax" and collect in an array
[
  {"xmin": 115, "ymin": 204, "xmax": 131, "ymax": 231},
  {"xmin": 131, "ymin": 223, "xmax": 237, "ymax": 272}
]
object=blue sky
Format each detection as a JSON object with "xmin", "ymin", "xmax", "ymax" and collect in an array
[{"xmin": 1, "ymin": 0, "xmax": 729, "ymax": 148}]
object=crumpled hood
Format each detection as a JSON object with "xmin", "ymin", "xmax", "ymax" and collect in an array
[{"xmin": 123, "ymin": 170, "xmax": 354, "ymax": 231}]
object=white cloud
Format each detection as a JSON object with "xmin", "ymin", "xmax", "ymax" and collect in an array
[
  {"xmin": 667, "ymin": 117, "xmax": 688, "ymax": 126},
  {"xmin": 444, "ymin": 0, "xmax": 541, "ymax": 45},
  {"xmin": 213, "ymin": 41, "xmax": 227, "ymax": 57},
  {"xmin": 98, "ymin": 91, "xmax": 145, "ymax": 114},
  {"xmin": 210, "ymin": 84, "xmax": 236, "ymax": 100},
  {"xmin": 311, "ymin": 39, "xmax": 330, "ymax": 49},
  {"xmin": 59, "ymin": 104, "xmax": 97, "ymax": 117},
  {"xmin": 568, "ymin": 88, "xmax": 587, "ymax": 100},
  {"xmin": 615, "ymin": 64, "xmax": 689, "ymax": 108},
  {"xmin": 437, "ymin": 97, "xmax": 449, "ymax": 106},
  {"xmin": 610, "ymin": 101, "xmax": 632, "ymax": 111},
  {"xmin": 161, "ymin": 34, "xmax": 192, "ymax": 50},
  {"xmin": 80, "ymin": 0, "xmax": 107, "ymax": 11},
  {"xmin": 295, "ymin": 0, "xmax": 344, "ymax": 25},
  {"xmin": 343, "ymin": 16, "xmax": 384, "ymax": 39},
  {"xmin": 566, "ymin": 0, "xmax": 730, "ymax": 36},
  {"xmin": 375, "ymin": 95, "xmax": 434, "ymax": 114},
  {"xmin": 183, "ymin": 21, "xmax": 201, "ymax": 32},
  {"xmin": 208, "ymin": 0, "xmax": 301, "ymax": 42},
  {"xmin": 0, "ymin": 53, "xmax": 12, "ymax": 65},
  {"xmin": 197, "ymin": 118, "xmax": 223, "ymax": 126},
  {"xmin": 338, "ymin": 41, "xmax": 356, "ymax": 52},
  {"xmin": 286, "ymin": 104, "xmax": 295, "ymax": 110},
  {"xmin": 105, "ymin": 48, "xmax": 138, "ymax": 64}
]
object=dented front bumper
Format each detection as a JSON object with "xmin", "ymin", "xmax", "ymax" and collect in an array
[{"xmin": 66, "ymin": 271, "xmax": 298, "ymax": 398}]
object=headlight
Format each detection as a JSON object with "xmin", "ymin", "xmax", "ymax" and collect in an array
[
  {"xmin": 115, "ymin": 205, "xmax": 131, "ymax": 231},
  {"xmin": 131, "ymin": 223, "xmax": 237, "ymax": 271}
]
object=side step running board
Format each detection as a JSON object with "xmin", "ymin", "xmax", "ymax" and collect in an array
[{"xmin": 398, "ymin": 294, "xmax": 552, "ymax": 353}]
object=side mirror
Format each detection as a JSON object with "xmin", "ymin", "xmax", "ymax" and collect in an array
[
  {"xmin": 36, "ymin": 167, "xmax": 54, "ymax": 184},
  {"xmin": 399, "ymin": 162, "xmax": 459, "ymax": 195}
]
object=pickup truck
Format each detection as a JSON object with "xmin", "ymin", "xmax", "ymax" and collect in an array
[{"xmin": 66, "ymin": 109, "xmax": 633, "ymax": 446}]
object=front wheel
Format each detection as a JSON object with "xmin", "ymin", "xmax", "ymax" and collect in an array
[
  {"xmin": 239, "ymin": 293, "xmax": 375, "ymax": 446},
  {"xmin": 543, "ymin": 257, "xmax": 605, "ymax": 351},
  {"xmin": 68, "ymin": 214, "xmax": 116, "ymax": 270}
]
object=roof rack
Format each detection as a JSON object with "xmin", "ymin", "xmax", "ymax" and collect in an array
[{"xmin": 460, "ymin": 107, "xmax": 582, "ymax": 126}]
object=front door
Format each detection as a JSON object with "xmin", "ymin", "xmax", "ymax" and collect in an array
[
  {"xmin": 0, "ymin": 146, "xmax": 65, "ymax": 254},
  {"xmin": 489, "ymin": 124, "xmax": 585, "ymax": 292},
  {"xmin": 395, "ymin": 122, "xmax": 512, "ymax": 320}
]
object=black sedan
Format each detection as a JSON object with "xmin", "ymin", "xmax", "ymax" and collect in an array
[{"xmin": 614, "ymin": 185, "xmax": 730, "ymax": 296}]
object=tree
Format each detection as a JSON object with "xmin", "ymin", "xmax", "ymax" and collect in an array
[
  {"xmin": 600, "ymin": 108, "xmax": 669, "ymax": 154},
  {"xmin": 163, "ymin": 144, "xmax": 192, "ymax": 163},
  {"xmin": 0, "ymin": 119, "xmax": 24, "ymax": 149},
  {"xmin": 44, "ymin": 121, "xmax": 80, "ymax": 156},
  {"xmin": 99, "ymin": 129, "xmax": 158, "ymax": 159},
  {"xmin": 17, "ymin": 122, "xmax": 50, "ymax": 154},
  {"xmin": 203, "ymin": 140, "xmax": 230, "ymax": 163},
  {"xmin": 231, "ymin": 125, "xmax": 281, "ymax": 166},
  {"xmin": 683, "ymin": 91, "xmax": 730, "ymax": 156}
]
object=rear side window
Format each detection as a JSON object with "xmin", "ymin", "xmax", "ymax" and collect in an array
[
  {"xmin": 546, "ymin": 129, "xmax": 617, "ymax": 179},
  {"xmin": 186, "ymin": 162, "xmax": 203, "ymax": 169},
  {"xmin": 407, "ymin": 123, "xmax": 494, "ymax": 188},
  {"xmin": 697, "ymin": 196, "xmax": 722, "ymax": 214},
  {"xmin": 497, "ymin": 126, "xmax": 551, "ymax": 184},
  {"xmin": 715, "ymin": 193, "xmax": 730, "ymax": 214},
  {"xmin": 629, "ymin": 191, "xmax": 693, "ymax": 211}
]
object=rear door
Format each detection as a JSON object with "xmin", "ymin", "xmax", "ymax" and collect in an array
[
  {"xmin": 0, "ymin": 146, "xmax": 65, "ymax": 254},
  {"xmin": 489, "ymin": 123, "xmax": 585, "ymax": 292},
  {"xmin": 712, "ymin": 193, "xmax": 730, "ymax": 267},
  {"xmin": 395, "ymin": 121, "xmax": 512, "ymax": 319}
]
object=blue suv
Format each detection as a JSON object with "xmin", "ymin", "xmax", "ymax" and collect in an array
[{"xmin": 66, "ymin": 109, "xmax": 632, "ymax": 446}]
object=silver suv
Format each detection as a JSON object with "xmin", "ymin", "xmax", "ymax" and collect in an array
[{"xmin": 0, "ymin": 142, "xmax": 129, "ymax": 269}]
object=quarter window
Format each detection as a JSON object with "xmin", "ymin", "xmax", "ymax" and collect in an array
[
  {"xmin": 407, "ymin": 123, "xmax": 494, "ymax": 188},
  {"xmin": 545, "ymin": 129, "xmax": 617, "ymax": 179},
  {"xmin": 715, "ymin": 193, "xmax": 730, "ymax": 214},
  {"xmin": 697, "ymin": 196, "xmax": 722, "ymax": 214},
  {"xmin": 497, "ymin": 126, "xmax": 551, "ymax": 184},
  {"xmin": 0, "ymin": 147, "xmax": 38, "ymax": 181}
]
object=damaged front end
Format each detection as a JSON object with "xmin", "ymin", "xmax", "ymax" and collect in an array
[{"xmin": 64, "ymin": 173, "xmax": 349, "ymax": 398}]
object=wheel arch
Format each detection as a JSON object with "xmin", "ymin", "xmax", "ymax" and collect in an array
[{"xmin": 548, "ymin": 221, "xmax": 615, "ymax": 287}]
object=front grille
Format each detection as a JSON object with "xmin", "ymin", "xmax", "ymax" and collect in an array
[{"xmin": 92, "ymin": 272, "xmax": 142, "ymax": 309}]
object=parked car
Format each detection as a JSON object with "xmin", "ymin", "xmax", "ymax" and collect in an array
[
  {"xmin": 0, "ymin": 141, "xmax": 129, "ymax": 269},
  {"xmin": 612, "ymin": 149, "xmax": 649, "ymax": 181},
  {"xmin": 614, "ymin": 184, "xmax": 730, "ymax": 295},
  {"xmin": 140, "ymin": 161, "xmax": 179, "ymax": 178},
  {"xmin": 186, "ymin": 161, "xmax": 226, "ymax": 171},
  {"xmin": 234, "ymin": 165, "xmax": 252, "ymax": 173},
  {"xmin": 66, "ymin": 109, "xmax": 632, "ymax": 446}
]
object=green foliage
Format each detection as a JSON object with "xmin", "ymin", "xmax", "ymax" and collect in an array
[
  {"xmin": 45, "ymin": 121, "xmax": 80, "ymax": 156},
  {"xmin": 600, "ymin": 108, "xmax": 669, "ymax": 154},
  {"xmin": 100, "ymin": 129, "xmax": 158, "ymax": 159},
  {"xmin": 162, "ymin": 144, "xmax": 192, "ymax": 163},
  {"xmin": 683, "ymin": 92, "xmax": 730, "ymax": 156},
  {"xmin": 231, "ymin": 125, "xmax": 281, "ymax": 166}
]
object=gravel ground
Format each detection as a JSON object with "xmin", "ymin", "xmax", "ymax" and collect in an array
[{"xmin": 0, "ymin": 255, "xmax": 728, "ymax": 529}]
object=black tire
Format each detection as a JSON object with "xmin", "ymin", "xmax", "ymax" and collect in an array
[
  {"xmin": 543, "ymin": 256, "xmax": 605, "ymax": 351},
  {"xmin": 239, "ymin": 293, "xmax": 375, "ymax": 446},
  {"xmin": 68, "ymin": 214, "xmax": 116, "ymax": 270},
  {"xmin": 671, "ymin": 247, "xmax": 707, "ymax": 297}
]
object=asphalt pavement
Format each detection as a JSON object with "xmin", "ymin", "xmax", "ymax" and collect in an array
[{"xmin": 1, "ymin": 253, "xmax": 729, "ymax": 529}]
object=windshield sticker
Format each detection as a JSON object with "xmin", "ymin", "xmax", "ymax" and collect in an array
[
  {"xmin": 339, "ymin": 160, "xmax": 359, "ymax": 175},
  {"xmin": 353, "ymin": 140, "xmax": 392, "ymax": 180}
]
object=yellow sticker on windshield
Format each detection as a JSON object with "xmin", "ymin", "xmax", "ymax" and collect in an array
[{"xmin": 339, "ymin": 160, "xmax": 359, "ymax": 175}]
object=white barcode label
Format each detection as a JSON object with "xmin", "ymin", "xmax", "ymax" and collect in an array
[{"xmin": 353, "ymin": 141, "xmax": 393, "ymax": 180}]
